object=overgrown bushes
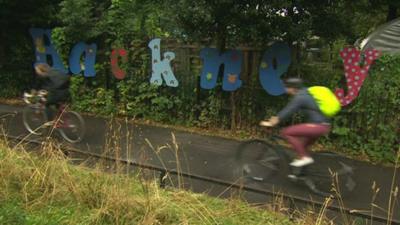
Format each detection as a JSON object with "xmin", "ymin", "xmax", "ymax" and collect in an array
[{"xmin": 328, "ymin": 54, "xmax": 400, "ymax": 163}]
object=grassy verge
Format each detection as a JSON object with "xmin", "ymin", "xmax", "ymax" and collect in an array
[{"xmin": 0, "ymin": 139, "xmax": 335, "ymax": 225}]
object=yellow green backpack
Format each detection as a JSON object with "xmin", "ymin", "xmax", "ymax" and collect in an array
[{"xmin": 308, "ymin": 86, "xmax": 341, "ymax": 117}]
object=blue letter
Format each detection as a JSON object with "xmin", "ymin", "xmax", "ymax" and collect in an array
[
  {"xmin": 69, "ymin": 42, "xmax": 97, "ymax": 77},
  {"xmin": 29, "ymin": 28, "xmax": 67, "ymax": 73},
  {"xmin": 259, "ymin": 42, "xmax": 291, "ymax": 96},
  {"xmin": 199, "ymin": 48, "xmax": 242, "ymax": 91},
  {"xmin": 148, "ymin": 38, "xmax": 178, "ymax": 87}
]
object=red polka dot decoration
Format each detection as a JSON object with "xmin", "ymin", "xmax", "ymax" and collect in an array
[{"xmin": 335, "ymin": 47, "xmax": 381, "ymax": 106}]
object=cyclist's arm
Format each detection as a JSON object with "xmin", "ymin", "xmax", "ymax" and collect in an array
[{"xmin": 277, "ymin": 95, "xmax": 305, "ymax": 122}]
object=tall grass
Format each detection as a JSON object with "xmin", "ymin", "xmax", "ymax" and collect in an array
[
  {"xmin": 2, "ymin": 113, "xmax": 398, "ymax": 224},
  {"xmin": 0, "ymin": 139, "xmax": 302, "ymax": 225}
]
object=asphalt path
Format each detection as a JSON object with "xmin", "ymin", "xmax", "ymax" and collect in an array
[{"xmin": 0, "ymin": 103, "xmax": 399, "ymax": 224}]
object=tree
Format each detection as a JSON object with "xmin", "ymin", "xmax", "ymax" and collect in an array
[
  {"xmin": 0, "ymin": 0, "xmax": 61, "ymax": 68},
  {"xmin": 0, "ymin": 0, "xmax": 62, "ymax": 96},
  {"xmin": 369, "ymin": 0, "xmax": 400, "ymax": 21},
  {"xmin": 161, "ymin": 0, "xmax": 281, "ymax": 51}
]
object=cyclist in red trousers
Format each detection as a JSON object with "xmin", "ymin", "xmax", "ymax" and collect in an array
[{"xmin": 260, "ymin": 78, "xmax": 332, "ymax": 167}]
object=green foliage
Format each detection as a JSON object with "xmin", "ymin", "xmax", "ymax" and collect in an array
[
  {"xmin": 70, "ymin": 76, "xmax": 116, "ymax": 116},
  {"xmin": 196, "ymin": 90, "xmax": 225, "ymax": 128},
  {"xmin": 0, "ymin": 0, "xmax": 62, "ymax": 98},
  {"xmin": 0, "ymin": 200, "xmax": 26, "ymax": 225},
  {"xmin": 58, "ymin": 0, "xmax": 106, "ymax": 42},
  {"xmin": 99, "ymin": 0, "xmax": 167, "ymax": 42},
  {"xmin": 0, "ymin": 72, "xmax": 33, "ymax": 98},
  {"xmin": 118, "ymin": 81, "xmax": 181, "ymax": 121},
  {"xmin": 328, "ymin": 54, "xmax": 400, "ymax": 163},
  {"xmin": 161, "ymin": 0, "xmax": 369, "ymax": 48},
  {"xmin": 162, "ymin": 1, "xmax": 301, "ymax": 48}
]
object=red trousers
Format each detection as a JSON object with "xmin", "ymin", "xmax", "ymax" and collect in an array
[{"xmin": 281, "ymin": 123, "xmax": 331, "ymax": 157}]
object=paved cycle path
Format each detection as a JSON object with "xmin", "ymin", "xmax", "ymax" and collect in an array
[{"xmin": 0, "ymin": 103, "xmax": 399, "ymax": 223}]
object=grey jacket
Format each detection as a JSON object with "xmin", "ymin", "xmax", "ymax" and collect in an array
[
  {"xmin": 277, "ymin": 88, "xmax": 329, "ymax": 124},
  {"xmin": 37, "ymin": 68, "xmax": 70, "ymax": 92}
]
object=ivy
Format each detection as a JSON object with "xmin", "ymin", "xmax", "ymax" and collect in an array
[{"xmin": 70, "ymin": 76, "xmax": 116, "ymax": 116}]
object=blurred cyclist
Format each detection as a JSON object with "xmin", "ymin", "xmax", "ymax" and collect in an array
[
  {"xmin": 34, "ymin": 63, "xmax": 70, "ymax": 124},
  {"xmin": 259, "ymin": 78, "xmax": 333, "ymax": 167}
]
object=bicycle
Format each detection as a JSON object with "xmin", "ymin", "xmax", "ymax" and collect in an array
[
  {"xmin": 22, "ymin": 90, "xmax": 86, "ymax": 143},
  {"xmin": 235, "ymin": 129, "xmax": 356, "ymax": 197}
]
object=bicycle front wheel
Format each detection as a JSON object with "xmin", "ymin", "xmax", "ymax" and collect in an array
[
  {"xmin": 22, "ymin": 106, "xmax": 48, "ymax": 135},
  {"xmin": 58, "ymin": 111, "xmax": 85, "ymax": 143},
  {"xmin": 303, "ymin": 153, "xmax": 356, "ymax": 197},
  {"xmin": 235, "ymin": 139, "xmax": 283, "ymax": 182}
]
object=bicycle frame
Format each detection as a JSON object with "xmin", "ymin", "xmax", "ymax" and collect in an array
[
  {"xmin": 23, "ymin": 91, "xmax": 85, "ymax": 143},
  {"xmin": 24, "ymin": 91, "xmax": 69, "ymax": 128},
  {"xmin": 236, "ymin": 132, "xmax": 356, "ymax": 197},
  {"xmin": 52, "ymin": 104, "xmax": 70, "ymax": 129}
]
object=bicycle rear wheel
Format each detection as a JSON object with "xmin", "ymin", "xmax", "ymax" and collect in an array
[
  {"xmin": 58, "ymin": 111, "xmax": 85, "ymax": 143},
  {"xmin": 235, "ymin": 139, "xmax": 283, "ymax": 182},
  {"xmin": 22, "ymin": 105, "xmax": 48, "ymax": 135}
]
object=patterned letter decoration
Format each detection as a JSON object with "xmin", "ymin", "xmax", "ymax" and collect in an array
[
  {"xmin": 69, "ymin": 42, "xmax": 97, "ymax": 77},
  {"xmin": 259, "ymin": 42, "xmax": 291, "ymax": 96},
  {"xmin": 199, "ymin": 48, "xmax": 243, "ymax": 91},
  {"xmin": 335, "ymin": 47, "xmax": 381, "ymax": 106},
  {"xmin": 111, "ymin": 48, "xmax": 128, "ymax": 80},
  {"xmin": 148, "ymin": 39, "xmax": 178, "ymax": 87},
  {"xmin": 29, "ymin": 28, "xmax": 67, "ymax": 73}
]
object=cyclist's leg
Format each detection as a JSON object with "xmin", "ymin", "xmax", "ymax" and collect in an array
[
  {"xmin": 281, "ymin": 124, "xmax": 309, "ymax": 158},
  {"xmin": 281, "ymin": 123, "xmax": 330, "ymax": 166},
  {"xmin": 301, "ymin": 123, "xmax": 331, "ymax": 140},
  {"xmin": 45, "ymin": 90, "xmax": 68, "ymax": 122},
  {"xmin": 57, "ymin": 89, "xmax": 70, "ymax": 109},
  {"xmin": 45, "ymin": 93, "xmax": 58, "ymax": 122},
  {"xmin": 57, "ymin": 89, "xmax": 70, "ymax": 115}
]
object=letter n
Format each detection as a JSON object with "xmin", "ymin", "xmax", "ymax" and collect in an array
[{"xmin": 199, "ymin": 48, "xmax": 243, "ymax": 91}]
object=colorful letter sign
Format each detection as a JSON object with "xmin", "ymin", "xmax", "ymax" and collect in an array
[
  {"xmin": 199, "ymin": 48, "xmax": 243, "ymax": 91},
  {"xmin": 69, "ymin": 42, "xmax": 97, "ymax": 77},
  {"xmin": 259, "ymin": 42, "xmax": 291, "ymax": 96},
  {"xmin": 111, "ymin": 48, "xmax": 128, "ymax": 80},
  {"xmin": 335, "ymin": 47, "xmax": 381, "ymax": 106},
  {"xmin": 148, "ymin": 39, "xmax": 178, "ymax": 87},
  {"xmin": 29, "ymin": 28, "xmax": 383, "ymax": 107},
  {"xmin": 29, "ymin": 28, "xmax": 67, "ymax": 73}
]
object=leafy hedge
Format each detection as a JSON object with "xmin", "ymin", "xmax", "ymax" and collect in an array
[{"xmin": 327, "ymin": 54, "xmax": 400, "ymax": 163}]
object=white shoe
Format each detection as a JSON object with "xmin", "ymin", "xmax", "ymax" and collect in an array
[{"xmin": 290, "ymin": 157, "xmax": 314, "ymax": 167}]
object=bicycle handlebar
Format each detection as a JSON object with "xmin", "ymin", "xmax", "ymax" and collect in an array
[
  {"xmin": 23, "ymin": 90, "xmax": 48, "ymax": 105},
  {"xmin": 258, "ymin": 122, "xmax": 285, "ymax": 143},
  {"xmin": 259, "ymin": 121, "xmax": 274, "ymax": 127}
]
